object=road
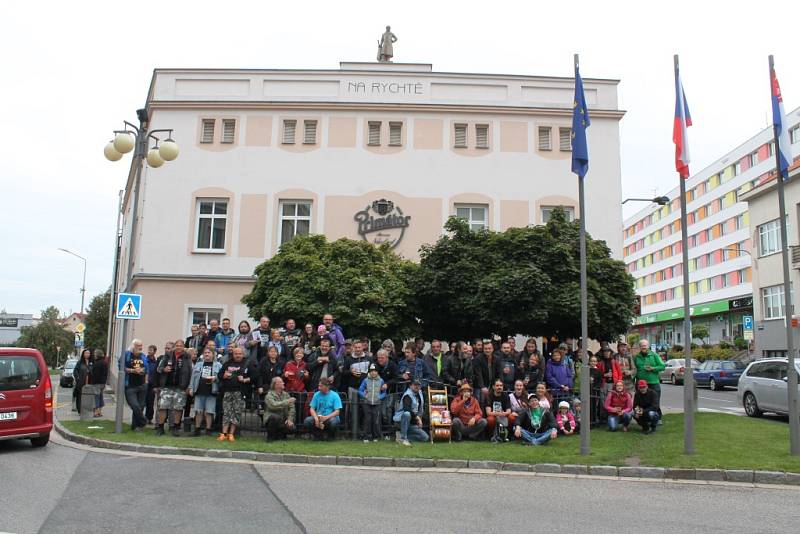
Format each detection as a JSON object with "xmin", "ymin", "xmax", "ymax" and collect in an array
[
  {"xmin": 659, "ymin": 383, "xmax": 789, "ymax": 422},
  {"xmin": 2, "ymin": 433, "xmax": 799, "ymax": 534}
]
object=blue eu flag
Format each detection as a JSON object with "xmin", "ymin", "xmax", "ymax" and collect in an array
[{"xmin": 571, "ymin": 66, "xmax": 591, "ymax": 178}]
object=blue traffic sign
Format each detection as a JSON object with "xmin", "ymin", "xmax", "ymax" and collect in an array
[
  {"xmin": 743, "ymin": 315, "xmax": 753, "ymax": 331},
  {"xmin": 116, "ymin": 292, "xmax": 142, "ymax": 320}
]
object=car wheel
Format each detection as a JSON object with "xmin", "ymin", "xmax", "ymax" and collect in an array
[
  {"xmin": 743, "ymin": 392, "xmax": 762, "ymax": 418},
  {"xmin": 670, "ymin": 374, "xmax": 677, "ymax": 385},
  {"xmin": 710, "ymin": 378, "xmax": 721, "ymax": 391},
  {"xmin": 30, "ymin": 434, "xmax": 50, "ymax": 448}
]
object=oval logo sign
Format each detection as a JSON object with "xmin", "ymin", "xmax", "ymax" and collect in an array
[{"xmin": 354, "ymin": 199, "xmax": 411, "ymax": 249}]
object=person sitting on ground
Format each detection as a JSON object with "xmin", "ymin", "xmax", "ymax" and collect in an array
[
  {"xmin": 449, "ymin": 383, "xmax": 487, "ymax": 442},
  {"xmin": 358, "ymin": 363, "xmax": 386, "ymax": 442},
  {"xmin": 485, "ymin": 378, "xmax": 512, "ymax": 443},
  {"xmin": 534, "ymin": 382, "xmax": 552, "ymax": 411},
  {"xmin": 633, "ymin": 379, "xmax": 660, "ymax": 434},
  {"xmin": 514, "ymin": 394, "xmax": 557, "ymax": 446},
  {"xmin": 188, "ymin": 346, "xmax": 221, "ymax": 436},
  {"xmin": 397, "ymin": 342, "xmax": 434, "ymax": 387},
  {"xmin": 545, "ymin": 345, "xmax": 573, "ymax": 401},
  {"xmin": 572, "ymin": 398, "xmax": 583, "ymax": 429},
  {"xmin": 508, "ymin": 379, "xmax": 527, "ymax": 426},
  {"xmin": 393, "ymin": 379, "xmax": 428, "ymax": 446},
  {"xmin": 604, "ymin": 380, "xmax": 633, "ymax": 432},
  {"xmin": 555, "ymin": 401, "xmax": 577, "ymax": 436},
  {"xmin": 155, "ymin": 339, "xmax": 192, "ymax": 437},
  {"xmin": 264, "ymin": 376, "xmax": 295, "ymax": 441},
  {"xmin": 217, "ymin": 347, "xmax": 256, "ymax": 442},
  {"xmin": 304, "ymin": 377, "xmax": 342, "ymax": 441}
]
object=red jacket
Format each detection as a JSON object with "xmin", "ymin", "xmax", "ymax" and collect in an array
[
  {"xmin": 283, "ymin": 360, "xmax": 308, "ymax": 392},
  {"xmin": 450, "ymin": 395, "xmax": 484, "ymax": 424},
  {"xmin": 604, "ymin": 389, "xmax": 633, "ymax": 414},
  {"xmin": 598, "ymin": 358, "xmax": 622, "ymax": 386}
]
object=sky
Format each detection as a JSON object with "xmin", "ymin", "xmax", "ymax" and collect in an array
[{"xmin": 1, "ymin": 0, "xmax": 798, "ymax": 317}]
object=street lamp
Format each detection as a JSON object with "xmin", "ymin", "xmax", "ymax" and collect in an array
[
  {"xmin": 105, "ymin": 108, "xmax": 179, "ymax": 434},
  {"xmin": 622, "ymin": 196, "xmax": 671, "ymax": 205},
  {"xmin": 57, "ymin": 248, "xmax": 87, "ymax": 316}
]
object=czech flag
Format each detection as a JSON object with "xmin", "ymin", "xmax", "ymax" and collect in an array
[
  {"xmin": 673, "ymin": 64, "xmax": 692, "ymax": 179},
  {"xmin": 771, "ymin": 64, "xmax": 792, "ymax": 180}
]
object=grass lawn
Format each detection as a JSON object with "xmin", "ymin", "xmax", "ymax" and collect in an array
[{"xmin": 62, "ymin": 413, "xmax": 800, "ymax": 472}]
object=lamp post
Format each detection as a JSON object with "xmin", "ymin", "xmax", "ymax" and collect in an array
[
  {"xmin": 57, "ymin": 248, "xmax": 87, "ymax": 317},
  {"xmin": 105, "ymin": 109, "xmax": 179, "ymax": 433},
  {"xmin": 622, "ymin": 196, "xmax": 671, "ymax": 205}
]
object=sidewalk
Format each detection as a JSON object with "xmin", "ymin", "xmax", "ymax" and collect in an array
[{"xmin": 55, "ymin": 383, "xmax": 133, "ymax": 424}]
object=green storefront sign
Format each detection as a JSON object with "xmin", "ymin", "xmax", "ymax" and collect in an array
[{"xmin": 633, "ymin": 298, "xmax": 730, "ymax": 325}]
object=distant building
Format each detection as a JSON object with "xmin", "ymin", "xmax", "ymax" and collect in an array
[
  {"xmin": 0, "ymin": 313, "xmax": 37, "ymax": 345},
  {"xmin": 60, "ymin": 313, "xmax": 85, "ymax": 334}
]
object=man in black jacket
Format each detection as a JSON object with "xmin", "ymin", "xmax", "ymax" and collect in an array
[
  {"xmin": 514, "ymin": 395, "xmax": 557, "ymax": 446},
  {"xmin": 307, "ymin": 338, "xmax": 340, "ymax": 392},
  {"xmin": 443, "ymin": 343, "xmax": 481, "ymax": 397},
  {"xmin": 155, "ymin": 339, "xmax": 193, "ymax": 436},
  {"xmin": 633, "ymin": 379, "xmax": 660, "ymax": 434}
]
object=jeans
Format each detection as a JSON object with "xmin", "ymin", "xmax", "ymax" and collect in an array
[
  {"xmin": 145, "ymin": 383, "xmax": 156, "ymax": 423},
  {"xmin": 395, "ymin": 411, "xmax": 429, "ymax": 442},
  {"xmin": 635, "ymin": 410, "xmax": 660, "ymax": 430},
  {"xmin": 649, "ymin": 383, "xmax": 662, "ymax": 417},
  {"xmin": 451, "ymin": 418, "xmax": 487, "ymax": 441},
  {"xmin": 125, "ymin": 384, "xmax": 147, "ymax": 429},
  {"xmin": 362, "ymin": 403, "xmax": 382, "ymax": 440},
  {"xmin": 519, "ymin": 428, "xmax": 554, "ymax": 445},
  {"xmin": 607, "ymin": 412, "xmax": 633, "ymax": 431},
  {"xmin": 303, "ymin": 415, "xmax": 340, "ymax": 438}
]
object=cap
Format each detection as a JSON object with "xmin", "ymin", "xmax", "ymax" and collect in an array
[
  {"xmin": 368, "ymin": 363, "xmax": 377, "ymax": 372},
  {"xmin": 558, "ymin": 343, "xmax": 569, "ymax": 350},
  {"xmin": 637, "ymin": 379, "xmax": 648, "ymax": 388},
  {"xmin": 317, "ymin": 325, "xmax": 327, "ymax": 334},
  {"xmin": 459, "ymin": 383, "xmax": 473, "ymax": 392},
  {"xmin": 527, "ymin": 393, "xmax": 539, "ymax": 401},
  {"xmin": 558, "ymin": 401, "xmax": 570, "ymax": 409},
  {"xmin": 345, "ymin": 339, "xmax": 353, "ymax": 345}
]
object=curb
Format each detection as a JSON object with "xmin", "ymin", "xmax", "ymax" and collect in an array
[{"xmin": 53, "ymin": 420, "xmax": 800, "ymax": 488}]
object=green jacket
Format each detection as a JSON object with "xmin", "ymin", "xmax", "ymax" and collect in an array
[
  {"xmin": 634, "ymin": 350, "xmax": 665, "ymax": 385},
  {"xmin": 265, "ymin": 390, "xmax": 296, "ymax": 421}
]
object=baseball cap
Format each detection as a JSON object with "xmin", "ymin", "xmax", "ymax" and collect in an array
[
  {"xmin": 368, "ymin": 363, "xmax": 377, "ymax": 372},
  {"xmin": 637, "ymin": 379, "xmax": 648, "ymax": 389}
]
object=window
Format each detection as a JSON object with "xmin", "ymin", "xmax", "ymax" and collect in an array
[
  {"xmin": 201, "ymin": 119, "xmax": 215, "ymax": 144},
  {"xmin": 559, "ymin": 127, "xmax": 572, "ymax": 151},
  {"xmin": 735, "ymin": 214, "xmax": 745, "ymax": 230},
  {"xmin": 303, "ymin": 120, "xmax": 317, "ymax": 144},
  {"xmin": 475, "ymin": 124, "xmax": 489, "ymax": 148},
  {"xmin": 538, "ymin": 126, "xmax": 552, "ymax": 151},
  {"xmin": 282, "ymin": 120, "xmax": 297, "ymax": 144},
  {"xmin": 454, "ymin": 123, "xmax": 467, "ymax": 148},
  {"xmin": 279, "ymin": 200, "xmax": 312, "ymax": 245},
  {"xmin": 0, "ymin": 356, "xmax": 40, "ymax": 392},
  {"xmin": 455, "ymin": 204, "xmax": 488, "ymax": 231},
  {"xmin": 758, "ymin": 219, "xmax": 782, "ymax": 256},
  {"xmin": 733, "ymin": 161, "xmax": 741, "ymax": 176},
  {"xmin": 189, "ymin": 309, "xmax": 222, "ymax": 333},
  {"xmin": 195, "ymin": 199, "xmax": 228, "ymax": 252},
  {"xmin": 791, "ymin": 126, "xmax": 800, "ymax": 144},
  {"xmin": 749, "ymin": 152, "xmax": 758, "ymax": 167},
  {"xmin": 221, "ymin": 119, "xmax": 235, "ymax": 144},
  {"xmin": 541, "ymin": 205, "xmax": 575, "ymax": 223},
  {"xmin": 769, "ymin": 141, "xmax": 775, "ymax": 156},
  {"xmin": 368, "ymin": 121, "xmax": 382, "ymax": 146},
  {"xmin": 762, "ymin": 284, "xmax": 793, "ymax": 319},
  {"xmin": 389, "ymin": 122, "xmax": 402, "ymax": 146}
]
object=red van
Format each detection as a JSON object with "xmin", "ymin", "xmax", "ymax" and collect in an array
[{"xmin": 0, "ymin": 348, "xmax": 53, "ymax": 447}]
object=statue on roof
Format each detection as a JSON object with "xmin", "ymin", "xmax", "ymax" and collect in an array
[{"xmin": 377, "ymin": 26, "xmax": 397, "ymax": 63}]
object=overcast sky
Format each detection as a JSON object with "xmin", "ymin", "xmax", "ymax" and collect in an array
[{"xmin": 1, "ymin": 0, "xmax": 798, "ymax": 317}]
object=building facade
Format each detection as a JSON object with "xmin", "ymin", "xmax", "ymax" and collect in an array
[
  {"xmin": 114, "ymin": 61, "xmax": 625, "ymax": 349},
  {"xmin": 0, "ymin": 313, "xmax": 37, "ymax": 345},
  {"xmin": 623, "ymin": 108, "xmax": 800, "ymax": 348}
]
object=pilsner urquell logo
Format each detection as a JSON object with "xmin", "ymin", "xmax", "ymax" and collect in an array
[{"xmin": 354, "ymin": 198, "xmax": 411, "ymax": 249}]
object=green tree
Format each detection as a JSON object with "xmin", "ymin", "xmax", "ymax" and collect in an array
[
  {"xmin": 416, "ymin": 209, "xmax": 636, "ymax": 341},
  {"xmin": 84, "ymin": 288, "xmax": 110, "ymax": 353},
  {"xmin": 242, "ymin": 235, "xmax": 420, "ymax": 342},
  {"xmin": 17, "ymin": 306, "xmax": 74, "ymax": 368},
  {"xmin": 692, "ymin": 324, "xmax": 710, "ymax": 345}
]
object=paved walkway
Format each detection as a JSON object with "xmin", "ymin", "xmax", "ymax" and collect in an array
[{"xmin": 54, "ymin": 381, "xmax": 133, "ymax": 424}]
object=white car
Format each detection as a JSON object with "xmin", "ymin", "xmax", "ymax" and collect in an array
[
  {"xmin": 737, "ymin": 358, "xmax": 800, "ymax": 417},
  {"xmin": 659, "ymin": 358, "xmax": 700, "ymax": 385}
]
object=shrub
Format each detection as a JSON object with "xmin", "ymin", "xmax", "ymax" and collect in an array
[
  {"xmin": 734, "ymin": 336, "xmax": 748, "ymax": 350},
  {"xmin": 719, "ymin": 340, "xmax": 732, "ymax": 349},
  {"xmin": 626, "ymin": 332, "xmax": 641, "ymax": 347}
]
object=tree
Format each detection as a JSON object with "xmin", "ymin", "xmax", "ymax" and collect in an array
[
  {"xmin": 241, "ymin": 235, "xmax": 420, "ymax": 343},
  {"xmin": 84, "ymin": 288, "xmax": 110, "ymax": 353},
  {"xmin": 17, "ymin": 306, "xmax": 75, "ymax": 368},
  {"xmin": 692, "ymin": 324, "xmax": 710, "ymax": 345},
  {"xmin": 416, "ymin": 209, "xmax": 636, "ymax": 341}
]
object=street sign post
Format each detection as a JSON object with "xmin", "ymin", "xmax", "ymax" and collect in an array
[
  {"xmin": 116, "ymin": 292, "xmax": 142, "ymax": 320},
  {"xmin": 743, "ymin": 315, "xmax": 754, "ymax": 341}
]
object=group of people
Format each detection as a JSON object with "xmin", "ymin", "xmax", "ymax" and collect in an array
[
  {"xmin": 70, "ymin": 348, "xmax": 109, "ymax": 418},
  {"xmin": 119, "ymin": 314, "xmax": 667, "ymax": 447}
]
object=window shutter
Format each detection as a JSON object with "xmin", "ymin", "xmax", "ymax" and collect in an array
[
  {"xmin": 221, "ymin": 119, "xmax": 235, "ymax": 144},
  {"xmin": 368, "ymin": 121, "xmax": 381, "ymax": 146},
  {"xmin": 475, "ymin": 124, "xmax": 489, "ymax": 148},
  {"xmin": 454, "ymin": 124, "xmax": 467, "ymax": 148},
  {"xmin": 201, "ymin": 119, "xmax": 215, "ymax": 143},
  {"xmin": 559, "ymin": 127, "xmax": 571, "ymax": 151},
  {"xmin": 283, "ymin": 120, "xmax": 296, "ymax": 144},
  {"xmin": 538, "ymin": 126, "xmax": 552, "ymax": 150},
  {"xmin": 389, "ymin": 122, "xmax": 402, "ymax": 146},
  {"xmin": 303, "ymin": 120, "xmax": 317, "ymax": 144}
]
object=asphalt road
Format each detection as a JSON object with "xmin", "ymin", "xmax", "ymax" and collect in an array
[
  {"xmin": 2, "ymin": 434, "xmax": 799, "ymax": 534},
  {"xmin": 659, "ymin": 383, "xmax": 790, "ymax": 422}
]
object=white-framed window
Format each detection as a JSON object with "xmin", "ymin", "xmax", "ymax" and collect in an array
[
  {"xmin": 303, "ymin": 120, "xmax": 317, "ymax": 144},
  {"xmin": 762, "ymin": 284, "xmax": 794, "ymax": 319},
  {"xmin": 541, "ymin": 205, "xmax": 575, "ymax": 223},
  {"xmin": 282, "ymin": 120, "xmax": 296, "ymax": 144},
  {"xmin": 368, "ymin": 121, "xmax": 382, "ymax": 146},
  {"xmin": 733, "ymin": 161, "xmax": 741, "ymax": 175},
  {"xmin": 454, "ymin": 123, "xmax": 468, "ymax": 148},
  {"xmin": 201, "ymin": 119, "xmax": 215, "ymax": 144},
  {"xmin": 389, "ymin": 122, "xmax": 402, "ymax": 146},
  {"xmin": 758, "ymin": 219, "xmax": 782, "ymax": 257},
  {"xmin": 455, "ymin": 204, "xmax": 488, "ymax": 231},
  {"xmin": 559, "ymin": 127, "xmax": 572, "ymax": 151},
  {"xmin": 769, "ymin": 141, "xmax": 775, "ymax": 156},
  {"xmin": 791, "ymin": 126, "xmax": 800, "ymax": 144},
  {"xmin": 221, "ymin": 119, "xmax": 236, "ymax": 144},
  {"xmin": 189, "ymin": 308, "xmax": 222, "ymax": 333},
  {"xmin": 475, "ymin": 124, "xmax": 489, "ymax": 148},
  {"xmin": 195, "ymin": 199, "xmax": 228, "ymax": 252},
  {"xmin": 749, "ymin": 152, "xmax": 758, "ymax": 167},
  {"xmin": 538, "ymin": 126, "xmax": 552, "ymax": 151},
  {"xmin": 279, "ymin": 200, "xmax": 312, "ymax": 245},
  {"xmin": 735, "ymin": 214, "xmax": 745, "ymax": 230}
]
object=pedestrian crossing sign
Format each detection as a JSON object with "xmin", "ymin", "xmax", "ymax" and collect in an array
[{"xmin": 116, "ymin": 292, "xmax": 142, "ymax": 320}]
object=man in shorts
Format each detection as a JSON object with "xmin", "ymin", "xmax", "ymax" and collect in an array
[{"xmin": 155, "ymin": 339, "xmax": 193, "ymax": 437}]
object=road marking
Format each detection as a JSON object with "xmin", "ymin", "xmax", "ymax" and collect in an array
[{"xmin": 699, "ymin": 396, "xmax": 735, "ymax": 403}]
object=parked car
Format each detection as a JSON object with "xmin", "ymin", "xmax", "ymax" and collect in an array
[
  {"xmin": 738, "ymin": 358, "xmax": 800, "ymax": 418},
  {"xmin": 694, "ymin": 360, "xmax": 746, "ymax": 390},
  {"xmin": 0, "ymin": 348, "xmax": 54, "ymax": 447},
  {"xmin": 659, "ymin": 358, "xmax": 701, "ymax": 385},
  {"xmin": 60, "ymin": 358, "xmax": 77, "ymax": 388}
]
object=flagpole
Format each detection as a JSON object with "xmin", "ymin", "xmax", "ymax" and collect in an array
[
  {"xmin": 576, "ymin": 53, "xmax": 591, "ymax": 456},
  {"xmin": 769, "ymin": 54, "xmax": 800, "ymax": 455},
  {"xmin": 675, "ymin": 54, "xmax": 695, "ymax": 455}
]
